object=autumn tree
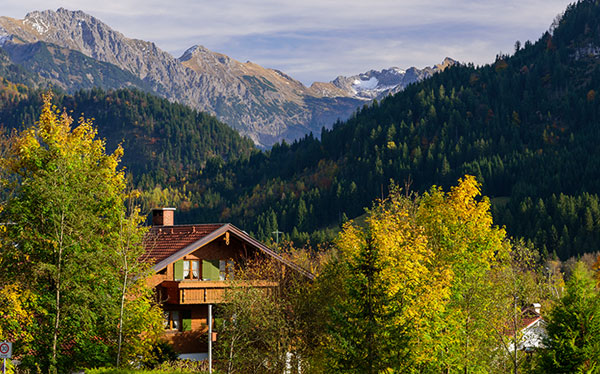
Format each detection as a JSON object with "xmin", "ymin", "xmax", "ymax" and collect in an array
[
  {"xmin": 536, "ymin": 261, "xmax": 600, "ymax": 372},
  {"xmin": 0, "ymin": 93, "xmax": 158, "ymax": 373},
  {"xmin": 0, "ymin": 284, "xmax": 38, "ymax": 366},
  {"xmin": 112, "ymin": 201, "xmax": 163, "ymax": 367},
  {"xmin": 326, "ymin": 176, "xmax": 516, "ymax": 372},
  {"xmin": 409, "ymin": 175, "xmax": 508, "ymax": 372},
  {"xmin": 218, "ymin": 285, "xmax": 289, "ymax": 374},
  {"xmin": 216, "ymin": 255, "xmax": 295, "ymax": 374},
  {"xmin": 215, "ymin": 244, "xmax": 331, "ymax": 374},
  {"xmin": 328, "ymin": 182, "xmax": 452, "ymax": 372}
]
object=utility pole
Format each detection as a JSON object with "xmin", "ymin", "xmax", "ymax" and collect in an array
[
  {"xmin": 272, "ymin": 230, "xmax": 283, "ymax": 245},
  {"xmin": 208, "ymin": 304, "xmax": 213, "ymax": 373},
  {"xmin": 513, "ymin": 295, "xmax": 518, "ymax": 374}
]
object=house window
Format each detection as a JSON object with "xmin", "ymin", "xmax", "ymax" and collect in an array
[
  {"xmin": 164, "ymin": 310, "xmax": 192, "ymax": 331},
  {"xmin": 164, "ymin": 310, "xmax": 180, "ymax": 330},
  {"xmin": 219, "ymin": 260, "xmax": 235, "ymax": 280},
  {"xmin": 183, "ymin": 260, "xmax": 200, "ymax": 280}
]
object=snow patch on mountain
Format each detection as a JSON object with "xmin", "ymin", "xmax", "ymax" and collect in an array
[
  {"xmin": 327, "ymin": 58, "xmax": 458, "ymax": 101},
  {"xmin": 353, "ymin": 77, "xmax": 378, "ymax": 91}
]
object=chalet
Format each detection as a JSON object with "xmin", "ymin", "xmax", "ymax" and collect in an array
[{"xmin": 144, "ymin": 208, "xmax": 313, "ymax": 360}]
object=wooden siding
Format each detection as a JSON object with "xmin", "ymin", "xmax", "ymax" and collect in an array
[{"xmin": 163, "ymin": 304, "xmax": 209, "ymax": 353}]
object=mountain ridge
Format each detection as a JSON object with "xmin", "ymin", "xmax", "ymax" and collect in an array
[
  {"xmin": 314, "ymin": 57, "xmax": 457, "ymax": 101},
  {"xmin": 0, "ymin": 8, "xmax": 454, "ymax": 146}
]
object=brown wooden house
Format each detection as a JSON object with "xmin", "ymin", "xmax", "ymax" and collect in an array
[{"xmin": 144, "ymin": 208, "xmax": 312, "ymax": 360}]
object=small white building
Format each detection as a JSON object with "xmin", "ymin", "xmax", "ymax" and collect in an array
[{"xmin": 508, "ymin": 303, "xmax": 547, "ymax": 353}]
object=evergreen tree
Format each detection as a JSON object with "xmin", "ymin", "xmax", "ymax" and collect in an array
[{"xmin": 536, "ymin": 261, "xmax": 600, "ymax": 373}]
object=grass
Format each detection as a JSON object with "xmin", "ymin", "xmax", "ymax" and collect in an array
[{"xmin": 86, "ymin": 369, "xmax": 207, "ymax": 374}]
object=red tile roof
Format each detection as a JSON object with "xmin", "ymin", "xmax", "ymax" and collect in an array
[
  {"xmin": 504, "ymin": 307, "xmax": 544, "ymax": 336},
  {"xmin": 142, "ymin": 223, "xmax": 315, "ymax": 280},
  {"xmin": 521, "ymin": 315, "xmax": 543, "ymax": 330},
  {"xmin": 143, "ymin": 224, "xmax": 225, "ymax": 264}
]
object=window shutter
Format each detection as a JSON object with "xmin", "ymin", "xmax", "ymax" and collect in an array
[
  {"xmin": 174, "ymin": 260, "xmax": 184, "ymax": 281},
  {"xmin": 181, "ymin": 310, "xmax": 192, "ymax": 331},
  {"xmin": 202, "ymin": 260, "xmax": 220, "ymax": 280}
]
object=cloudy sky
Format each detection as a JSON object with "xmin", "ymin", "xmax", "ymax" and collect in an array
[{"xmin": 3, "ymin": 0, "xmax": 573, "ymax": 86}]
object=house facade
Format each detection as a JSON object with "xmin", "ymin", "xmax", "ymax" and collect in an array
[
  {"xmin": 144, "ymin": 208, "xmax": 312, "ymax": 359},
  {"xmin": 508, "ymin": 303, "xmax": 547, "ymax": 353}
]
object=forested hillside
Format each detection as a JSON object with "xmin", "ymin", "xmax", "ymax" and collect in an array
[
  {"xmin": 0, "ymin": 87, "xmax": 257, "ymax": 189},
  {"xmin": 2, "ymin": 41, "xmax": 155, "ymax": 92},
  {"xmin": 167, "ymin": 0, "xmax": 600, "ymax": 259}
]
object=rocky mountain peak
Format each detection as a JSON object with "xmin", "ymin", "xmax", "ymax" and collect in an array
[
  {"xmin": 7, "ymin": 8, "xmax": 136, "ymax": 72},
  {"xmin": 178, "ymin": 44, "xmax": 240, "ymax": 76},
  {"xmin": 178, "ymin": 44, "xmax": 235, "ymax": 70},
  {"xmin": 0, "ymin": 8, "xmax": 457, "ymax": 147},
  {"xmin": 179, "ymin": 45, "xmax": 212, "ymax": 61},
  {"xmin": 179, "ymin": 45, "xmax": 200, "ymax": 61},
  {"xmin": 437, "ymin": 57, "xmax": 457, "ymax": 70},
  {"xmin": 23, "ymin": 8, "xmax": 103, "ymax": 37},
  {"xmin": 316, "ymin": 58, "xmax": 457, "ymax": 101}
]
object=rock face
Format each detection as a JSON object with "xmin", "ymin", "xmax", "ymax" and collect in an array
[
  {"xmin": 1, "ymin": 41, "xmax": 152, "ymax": 92},
  {"xmin": 0, "ymin": 8, "xmax": 455, "ymax": 147}
]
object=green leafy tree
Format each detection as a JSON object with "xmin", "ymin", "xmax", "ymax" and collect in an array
[
  {"xmin": 536, "ymin": 261, "xmax": 600, "ymax": 372},
  {"xmin": 112, "ymin": 200, "xmax": 163, "ymax": 367},
  {"xmin": 0, "ymin": 93, "xmax": 158, "ymax": 372}
]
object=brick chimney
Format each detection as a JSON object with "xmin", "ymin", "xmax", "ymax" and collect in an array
[{"xmin": 152, "ymin": 208, "xmax": 176, "ymax": 226}]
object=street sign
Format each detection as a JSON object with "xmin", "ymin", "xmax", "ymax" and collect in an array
[{"xmin": 0, "ymin": 342, "xmax": 11, "ymax": 359}]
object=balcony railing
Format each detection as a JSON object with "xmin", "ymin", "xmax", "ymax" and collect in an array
[{"xmin": 158, "ymin": 280, "xmax": 277, "ymax": 304}]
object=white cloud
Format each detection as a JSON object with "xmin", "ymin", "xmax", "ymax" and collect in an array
[{"xmin": 2, "ymin": 0, "xmax": 573, "ymax": 85}]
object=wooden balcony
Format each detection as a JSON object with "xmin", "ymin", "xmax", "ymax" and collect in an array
[{"xmin": 158, "ymin": 280, "xmax": 277, "ymax": 305}]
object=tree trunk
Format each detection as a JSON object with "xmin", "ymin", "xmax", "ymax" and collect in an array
[
  {"xmin": 227, "ymin": 333, "xmax": 238, "ymax": 374},
  {"xmin": 116, "ymin": 255, "xmax": 128, "ymax": 367},
  {"xmin": 51, "ymin": 266, "xmax": 61, "ymax": 374},
  {"xmin": 51, "ymin": 212, "xmax": 65, "ymax": 374}
]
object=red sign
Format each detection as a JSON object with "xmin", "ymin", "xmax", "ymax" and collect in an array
[{"xmin": 0, "ymin": 341, "xmax": 11, "ymax": 358}]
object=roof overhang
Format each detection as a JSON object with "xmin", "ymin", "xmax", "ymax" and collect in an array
[{"xmin": 151, "ymin": 223, "xmax": 314, "ymax": 280}]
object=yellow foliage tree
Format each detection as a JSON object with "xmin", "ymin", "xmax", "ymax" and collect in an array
[
  {"xmin": 329, "ymin": 183, "xmax": 452, "ymax": 372},
  {"xmin": 327, "ymin": 175, "xmax": 509, "ymax": 373},
  {"xmin": 0, "ymin": 284, "xmax": 38, "ymax": 361},
  {"xmin": 415, "ymin": 175, "xmax": 508, "ymax": 372}
]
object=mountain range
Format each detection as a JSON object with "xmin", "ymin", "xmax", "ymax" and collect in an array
[
  {"xmin": 0, "ymin": 8, "xmax": 454, "ymax": 147},
  {"xmin": 1, "ymin": 1, "xmax": 600, "ymax": 261},
  {"xmin": 141, "ymin": 0, "xmax": 600, "ymax": 260}
]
